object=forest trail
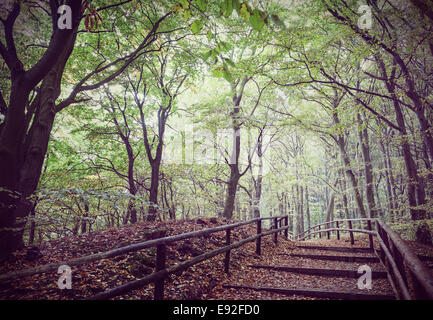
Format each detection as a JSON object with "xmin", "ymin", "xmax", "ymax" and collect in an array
[
  {"xmin": 210, "ymin": 237, "xmax": 396, "ymax": 300},
  {"xmin": 1, "ymin": 217, "xmax": 433, "ymax": 300}
]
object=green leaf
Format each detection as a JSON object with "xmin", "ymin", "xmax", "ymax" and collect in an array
[
  {"xmin": 195, "ymin": 0, "xmax": 207, "ymax": 11},
  {"xmin": 184, "ymin": 9, "xmax": 192, "ymax": 20},
  {"xmin": 222, "ymin": 0, "xmax": 233, "ymax": 18},
  {"xmin": 204, "ymin": 49, "xmax": 213, "ymax": 61},
  {"xmin": 224, "ymin": 58, "xmax": 236, "ymax": 67},
  {"xmin": 173, "ymin": 4, "xmax": 183, "ymax": 14},
  {"xmin": 222, "ymin": 68, "xmax": 233, "ymax": 82},
  {"xmin": 249, "ymin": 9, "xmax": 265, "ymax": 31},
  {"xmin": 217, "ymin": 41, "xmax": 232, "ymax": 53},
  {"xmin": 207, "ymin": 30, "xmax": 213, "ymax": 40},
  {"xmin": 179, "ymin": 0, "xmax": 190, "ymax": 9},
  {"xmin": 212, "ymin": 66, "xmax": 224, "ymax": 78},
  {"xmin": 191, "ymin": 19, "xmax": 203, "ymax": 34},
  {"xmin": 233, "ymin": 0, "xmax": 241, "ymax": 14},
  {"xmin": 239, "ymin": 2, "xmax": 250, "ymax": 21}
]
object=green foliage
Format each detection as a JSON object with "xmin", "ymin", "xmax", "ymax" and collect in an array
[{"xmin": 389, "ymin": 219, "xmax": 433, "ymax": 243}]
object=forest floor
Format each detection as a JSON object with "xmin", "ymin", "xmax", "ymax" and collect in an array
[{"xmin": 0, "ymin": 218, "xmax": 432, "ymax": 300}]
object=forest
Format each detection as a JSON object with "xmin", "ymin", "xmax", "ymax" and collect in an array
[{"xmin": 0, "ymin": 0, "xmax": 433, "ymax": 301}]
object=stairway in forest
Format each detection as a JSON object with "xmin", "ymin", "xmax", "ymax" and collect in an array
[{"xmin": 221, "ymin": 239, "xmax": 396, "ymax": 300}]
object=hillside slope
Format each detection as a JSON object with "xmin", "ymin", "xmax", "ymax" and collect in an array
[{"xmin": 0, "ymin": 218, "xmax": 292, "ymax": 300}]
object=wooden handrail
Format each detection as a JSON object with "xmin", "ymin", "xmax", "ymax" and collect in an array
[
  {"xmin": 375, "ymin": 233, "xmax": 411, "ymax": 300},
  {"xmin": 0, "ymin": 215, "xmax": 292, "ymax": 300},
  {"xmin": 295, "ymin": 218, "xmax": 377, "ymax": 240},
  {"xmin": 88, "ymin": 224, "xmax": 291, "ymax": 300},
  {"xmin": 296, "ymin": 217, "xmax": 433, "ymax": 300},
  {"xmin": 297, "ymin": 228, "xmax": 376, "ymax": 241},
  {"xmin": 0, "ymin": 216, "xmax": 287, "ymax": 282},
  {"xmin": 376, "ymin": 220, "xmax": 433, "ymax": 299}
]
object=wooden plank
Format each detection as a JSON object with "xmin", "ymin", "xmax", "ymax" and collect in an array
[
  {"xmin": 248, "ymin": 265, "xmax": 388, "ymax": 279},
  {"xmin": 278, "ymin": 253, "xmax": 379, "ymax": 263},
  {"xmin": 222, "ymin": 284, "xmax": 395, "ymax": 300},
  {"xmin": 296, "ymin": 245, "xmax": 373, "ymax": 253}
]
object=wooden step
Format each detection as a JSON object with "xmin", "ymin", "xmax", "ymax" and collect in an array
[
  {"xmin": 296, "ymin": 245, "xmax": 374, "ymax": 253},
  {"xmin": 278, "ymin": 253, "xmax": 380, "ymax": 263},
  {"xmin": 248, "ymin": 265, "xmax": 388, "ymax": 279},
  {"xmin": 222, "ymin": 284, "xmax": 395, "ymax": 300}
]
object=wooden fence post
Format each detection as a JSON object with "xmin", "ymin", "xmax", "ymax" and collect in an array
[
  {"xmin": 154, "ymin": 244, "xmax": 166, "ymax": 300},
  {"xmin": 274, "ymin": 218, "xmax": 278, "ymax": 245},
  {"xmin": 410, "ymin": 270, "xmax": 429, "ymax": 299},
  {"xmin": 256, "ymin": 220, "xmax": 262, "ymax": 255},
  {"xmin": 224, "ymin": 229, "xmax": 231, "ymax": 273},
  {"xmin": 336, "ymin": 221, "xmax": 340, "ymax": 240},
  {"xmin": 318, "ymin": 225, "xmax": 321, "ymax": 239},
  {"xmin": 367, "ymin": 220, "xmax": 374, "ymax": 249},
  {"xmin": 284, "ymin": 216, "xmax": 288, "ymax": 239},
  {"xmin": 326, "ymin": 222, "xmax": 330, "ymax": 239},
  {"xmin": 348, "ymin": 220, "xmax": 354, "ymax": 245}
]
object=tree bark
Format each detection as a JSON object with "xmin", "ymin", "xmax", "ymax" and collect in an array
[
  {"xmin": 222, "ymin": 77, "xmax": 249, "ymax": 219},
  {"xmin": 0, "ymin": 1, "xmax": 82, "ymax": 261},
  {"xmin": 357, "ymin": 112, "xmax": 377, "ymax": 218},
  {"xmin": 335, "ymin": 132, "xmax": 367, "ymax": 219},
  {"xmin": 305, "ymin": 186, "xmax": 310, "ymax": 231},
  {"xmin": 253, "ymin": 133, "xmax": 263, "ymax": 218}
]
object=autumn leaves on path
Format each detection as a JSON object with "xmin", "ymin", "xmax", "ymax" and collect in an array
[
  {"xmin": 2, "ymin": 218, "xmax": 431, "ymax": 300},
  {"xmin": 210, "ymin": 237, "xmax": 395, "ymax": 300}
]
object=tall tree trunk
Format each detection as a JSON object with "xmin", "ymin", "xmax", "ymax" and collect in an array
[
  {"xmin": 222, "ymin": 77, "xmax": 249, "ymax": 219},
  {"xmin": 305, "ymin": 186, "xmax": 310, "ymax": 231},
  {"xmin": 379, "ymin": 137, "xmax": 395, "ymax": 221},
  {"xmin": 299, "ymin": 185, "xmax": 304, "ymax": 234},
  {"xmin": 336, "ymin": 135, "xmax": 367, "ymax": 218},
  {"xmin": 0, "ymin": 0, "xmax": 82, "ymax": 262},
  {"xmin": 357, "ymin": 112, "xmax": 377, "ymax": 218},
  {"xmin": 376, "ymin": 57, "xmax": 427, "ymax": 221},
  {"xmin": 339, "ymin": 168, "xmax": 351, "ymax": 219},
  {"xmin": 325, "ymin": 192, "xmax": 336, "ymax": 222},
  {"xmin": 1, "ymin": 36, "xmax": 77, "ymax": 258},
  {"xmin": 148, "ymin": 161, "xmax": 161, "ymax": 221},
  {"xmin": 222, "ymin": 166, "xmax": 240, "ymax": 219},
  {"xmin": 253, "ymin": 133, "xmax": 263, "ymax": 218}
]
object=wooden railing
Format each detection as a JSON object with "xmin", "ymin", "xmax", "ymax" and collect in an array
[
  {"xmin": 296, "ymin": 218, "xmax": 433, "ymax": 300},
  {"xmin": 0, "ymin": 215, "xmax": 292, "ymax": 300},
  {"xmin": 296, "ymin": 218, "xmax": 375, "ymax": 247}
]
